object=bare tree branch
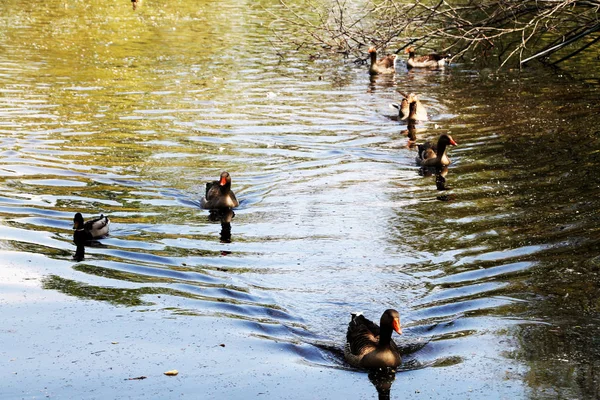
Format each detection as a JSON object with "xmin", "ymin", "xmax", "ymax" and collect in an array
[{"xmin": 269, "ymin": 0, "xmax": 600, "ymax": 68}]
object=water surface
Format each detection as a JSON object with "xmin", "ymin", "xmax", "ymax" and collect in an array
[{"xmin": 1, "ymin": 0, "xmax": 599, "ymax": 399}]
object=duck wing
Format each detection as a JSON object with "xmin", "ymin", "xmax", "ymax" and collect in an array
[
  {"xmin": 346, "ymin": 314, "xmax": 380, "ymax": 356},
  {"xmin": 204, "ymin": 180, "xmax": 226, "ymax": 203},
  {"xmin": 415, "ymin": 53, "xmax": 444, "ymax": 63},
  {"xmin": 417, "ymin": 142, "xmax": 436, "ymax": 159},
  {"xmin": 205, "ymin": 180, "xmax": 219, "ymax": 198},
  {"xmin": 377, "ymin": 55, "xmax": 396, "ymax": 69},
  {"xmin": 83, "ymin": 215, "xmax": 110, "ymax": 238}
]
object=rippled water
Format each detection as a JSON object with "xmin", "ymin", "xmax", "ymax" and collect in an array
[{"xmin": 1, "ymin": 0, "xmax": 600, "ymax": 399}]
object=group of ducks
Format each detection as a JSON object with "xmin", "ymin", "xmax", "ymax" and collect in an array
[
  {"xmin": 370, "ymin": 46, "xmax": 458, "ymax": 170},
  {"xmin": 343, "ymin": 46, "xmax": 457, "ymax": 371},
  {"xmin": 71, "ymin": 46, "xmax": 456, "ymax": 373},
  {"xmin": 368, "ymin": 46, "xmax": 449, "ymax": 75}
]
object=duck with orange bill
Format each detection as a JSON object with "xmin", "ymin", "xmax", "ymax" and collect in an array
[
  {"xmin": 368, "ymin": 47, "xmax": 397, "ymax": 75},
  {"xmin": 201, "ymin": 171, "xmax": 239, "ymax": 209},
  {"xmin": 416, "ymin": 134, "xmax": 458, "ymax": 167},
  {"xmin": 344, "ymin": 309, "xmax": 403, "ymax": 369}
]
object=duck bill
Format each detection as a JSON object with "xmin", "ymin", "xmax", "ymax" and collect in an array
[
  {"xmin": 392, "ymin": 319, "xmax": 402, "ymax": 335},
  {"xmin": 73, "ymin": 221, "xmax": 79, "ymax": 229},
  {"xmin": 219, "ymin": 176, "xmax": 227, "ymax": 186},
  {"xmin": 449, "ymin": 138, "xmax": 458, "ymax": 146}
]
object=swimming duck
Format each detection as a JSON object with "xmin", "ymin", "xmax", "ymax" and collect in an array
[
  {"xmin": 416, "ymin": 134, "xmax": 457, "ymax": 167},
  {"xmin": 344, "ymin": 309, "xmax": 403, "ymax": 369},
  {"xmin": 201, "ymin": 171, "xmax": 239, "ymax": 209},
  {"xmin": 390, "ymin": 92, "xmax": 428, "ymax": 121},
  {"xmin": 73, "ymin": 213, "xmax": 110, "ymax": 240},
  {"xmin": 405, "ymin": 46, "xmax": 449, "ymax": 69},
  {"xmin": 368, "ymin": 47, "xmax": 397, "ymax": 75},
  {"xmin": 72, "ymin": 213, "xmax": 109, "ymax": 261}
]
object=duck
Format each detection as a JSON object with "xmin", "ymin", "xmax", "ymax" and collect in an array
[
  {"xmin": 390, "ymin": 92, "xmax": 428, "ymax": 121},
  {"xmin": 368, "ymin": 47, "xmax": 397, "ymax": 75},
  {"xmin": 416, "ymin": 134, "xmax": 457, "ymax": 167},
  {"xmin": 344, "ymin": 309, "xmax": 403, "ymax": 369},
  {"xmin": 201, "ymin": 171, "xmax": 239, "ymax": 209},
  {"xmin": 72, "ymin": 213, "xmax": 109, "ymax": 261},
  {"xmin": 405, "ymin": 46, "xmax": 449, "ymax": 69},
  {"xmin": 73, "ymin": 213, "xmax": 110, "ymax": 240}
]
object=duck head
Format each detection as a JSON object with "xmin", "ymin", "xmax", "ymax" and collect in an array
[
  {"xmin": 368, "ymin": 46, "xmax": 378, "ymax": 62},
  {"xmin": 406, "ymin": 92, "xmax": 419, "ymax": 103},
  {"xmin": 381, "ymin": 309, "xmax": 402, "ymax": 335},
  {"xmin": 219, "ymin": 171, "xmax": 232, "ymax": 187},
  {"xmin": 439, "ymin": 134, "xmax": 458, "ymax": 147},
  {"xmin": 73, "ymin": 212, "xmax": 84, "ymax": 230}
]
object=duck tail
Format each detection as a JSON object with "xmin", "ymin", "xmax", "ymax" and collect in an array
[{"xmin": 350, "ymin": 312, "xmax": 364, "ymax": 324}]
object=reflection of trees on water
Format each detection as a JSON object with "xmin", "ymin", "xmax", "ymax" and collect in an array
[
  {"xmin": 42, "ymin": 274, "xmax": 151, "ymax": 307},
  {"xmin": 515, "ymin": 257, "xmax": 600, "ymax": 399},
  {"xmin": 387, "ymin": 70, "xmax": 600, "ymax": 397}
]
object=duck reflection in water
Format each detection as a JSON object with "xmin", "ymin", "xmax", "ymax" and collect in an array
[
  {"xmin": 418, "ymin": 166, "xmax": 456, "ymax": 201},
  {"xmin": 401, "ymin": 119, "xmax": 418, "ymax": 148},
  {"xmin": 368, "ymin": 368, "xmax": 397, "ymax": 400},
  {"xmin": 393, "ymin": 101, "xmax": 425, "ymax": 149},
  {"xmin": 208, "ymin": 209, "xmax": 235, "ymax": 251}
]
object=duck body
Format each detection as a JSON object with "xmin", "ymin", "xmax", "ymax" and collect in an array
[
  {"xmin": 416, "ymin": 134, "xmax": 457, "ymax": 167},
  {"xmin": 405, "ymin": 47, "xmax": 449, "ymax": 69},
  {"xmin": 390, "ymin": 98, "xmax": 410, "ymax": 119},
  {"xmin": 390, "ymin": 92, "xmax": 428, "ymax": 121},
  {"xmin": 368, "ymin": 47, "xmax": 397, "ymax": 75},
  {"xmin": 344, "ymin": 309, "xmax": 402, "ymax": 369},
  {"xmin": 73, "ymin": 212, "xmax": 110, "ymax": 240},
  {"xmin": 201, "ymin": 171, "xmax": 239, "ymax": 210}
]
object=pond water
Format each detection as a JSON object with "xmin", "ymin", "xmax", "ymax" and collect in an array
[{"xmin": 1, "ymin": 0, "xmax": 599, "ymax": 399}]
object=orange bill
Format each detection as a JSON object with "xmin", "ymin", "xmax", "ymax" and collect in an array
[{"xmin": 392, "ymin": 318, "xmax": 402, "ymax": 334}]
